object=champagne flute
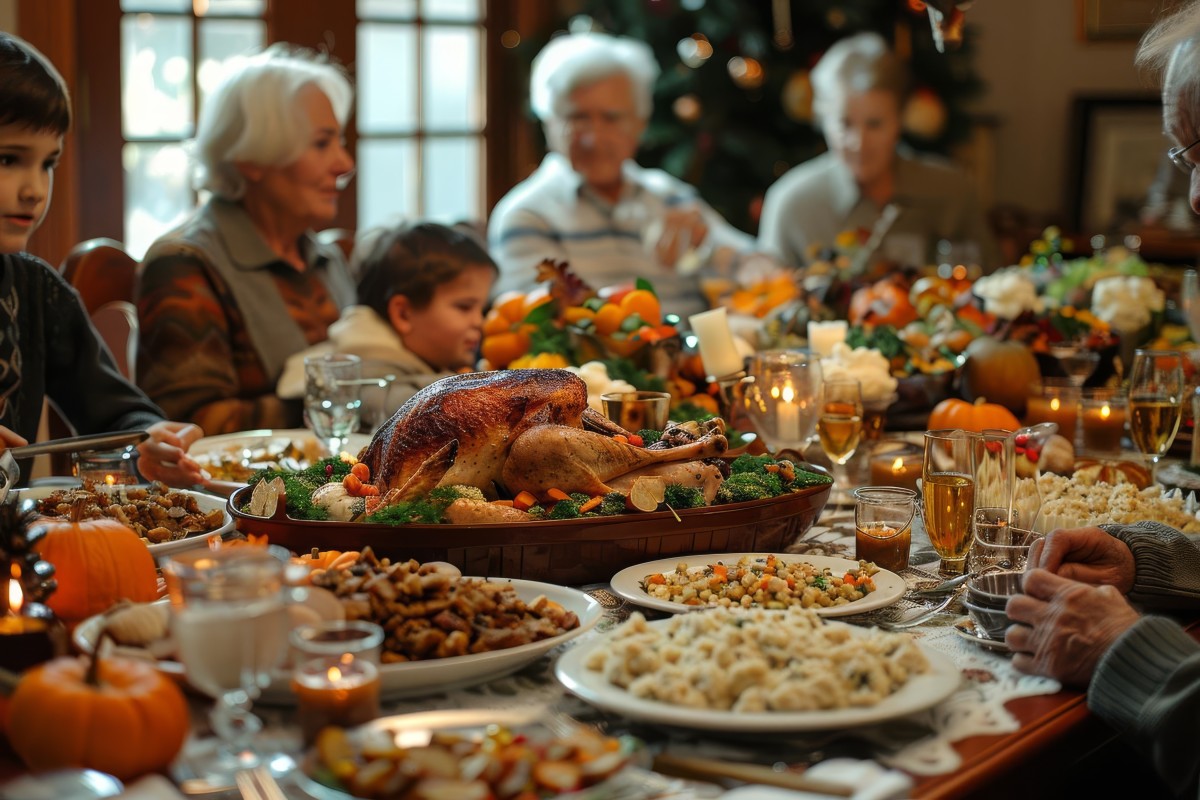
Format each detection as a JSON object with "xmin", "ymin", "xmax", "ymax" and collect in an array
[
  {"xmin": 164, "ymin": 548, "xmax": 291, "ymax": 786},
  {"xmin": 1128, "ymin": 349, "xmax": 1184, "ymax": 485},
  {"xmin": 922, "ymin": 429, "xmax": 976, "ymax": 577},
  {"xmin": 817, "ymin": 379, "xmax": 863, "ymax": 495},
  {"xmin": 304, "ymin": 353, "xmax": 363, "ymax": 457},
  {"xmin": 741, "ymin": 350, "xmax": 822, "ymax": 456},
  {"xmin": 1182, "ymin": 270, "xmax": 1200, "ymax": 343}
]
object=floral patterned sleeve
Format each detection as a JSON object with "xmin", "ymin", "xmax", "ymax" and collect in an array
[{"xmin": 136, "ymin": 254, "xmax": 298, "ymax": 433}]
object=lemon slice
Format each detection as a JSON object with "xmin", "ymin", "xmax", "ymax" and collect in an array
[{"xmin": 627, "ymin": 476, "xmax": 666, "ymax": 513}]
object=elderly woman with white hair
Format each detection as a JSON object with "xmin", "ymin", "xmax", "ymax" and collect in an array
[
  {"xmin": 488, "ymin": 32, "xmax": 753, "ymax": 318},
  {"xmin": 758, "ymin": 32, "xmax": 998, "ymax": 272},
  {"xmin": 136, "ymin": 44, "xmax": 357, "ymax": 433}
]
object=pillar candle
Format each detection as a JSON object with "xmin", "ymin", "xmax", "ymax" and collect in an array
[
  {"xmin": 806, "ymin": 320, "xmax": 848, "ymax": 358},
  {"xmin": 688, "ymin": 307, "xmax": 744, "ymax": 379},
  {"xmin": 293, "ymin": 655, "xmax": 381, "ymax": 745},
  {"xmin": 868, "ymin": 452, "xmax": 921, "ymax": 492},
  {"xmin": 1082, "ymin": 401, "xmax": 1126, "ymax": 453},
  {"xmin": 1025, "ymin": 395, "xmax": 1079, "ymax": 442}
]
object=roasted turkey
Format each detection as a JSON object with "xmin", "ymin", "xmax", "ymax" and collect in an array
[{"xmin": 359, "ymin": 369, "xmax": 728, "ymax": 501}]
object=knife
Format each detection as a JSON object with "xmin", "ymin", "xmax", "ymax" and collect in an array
[{"xmin": 7, "ymin": 429, "xmax": 150, "ymax": 459}]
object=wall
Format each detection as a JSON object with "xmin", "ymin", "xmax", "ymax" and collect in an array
[
  {"xmin": 969, "ymin": 0, "xmax": 1147, "ymax": 221},
  {"xmin": 0, "ymin": 0, "xmax": 15, "ymax": 31}
]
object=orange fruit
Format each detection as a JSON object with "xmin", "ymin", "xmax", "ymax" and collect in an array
[
  {"xmin": 618, "ymin": 289, "xmax": 661, "ymax": 327},
  {"xmin": 481, "ymin": 330, "xmax": 530, "ymax": 368},
  {"xmin": 483, "ymin": 308, "xmax": 512, "ymax": 336},
  {"xmin": 493, "ymin": 290, "xmax": 527, "ymax": 323},
  {"xmin": 522, "ymin": 285, "xmax": 553, "ymax": 317},
  {"xmin": 562, "ymin": 306, "xmax": 596, "ymax": 326},
  {"xmin": 593, "ymin": 303, "xmax": 624, "ymax": 336}
]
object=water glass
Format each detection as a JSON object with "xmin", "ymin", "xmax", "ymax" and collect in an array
[
  {"xmin": 740, "ymin": 350, "xmax": 821, "ymax": 455},
  {"xmin": 972, "ymin": 429, "xmax": 1015, "ymax": 514},
  {"xmin": 853, "ymin": 486, "xmax": 916, "ymax": 572},
  {"xmin": 969, "ymin": 509, "xmax": 1041, "ymax": 574},
  {"xmin": 601, "ymin": 391, "xmax": 671, "ymax": 433},
  {"xmin": 922, "ymin": 429, "xmax": 977, "ymax": 576},
  {"xmin": 304, "ymin": 353, "xmax": 363, "ymax": 456}
]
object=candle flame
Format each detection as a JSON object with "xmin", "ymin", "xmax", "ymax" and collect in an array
[
  {"xmin": 1100, "ymin": 404, "xmax": 1111, "ymax": 420},
  {"xmin": 105, "ymin": 474, "xmax": 116, "ymax": 486},
  {"xmin": 892, "ymin": 456, "xmax": 905, "ymax": 471},
  {"xmin": 769, "ymin": 385, "xmax": 781, "ymax": 400},
  {"xmin": 8, "ymin": 576, "xmax": 22, "ymax": 615},
  {"xmin": 781, "ymin": 383, "xmax": 795, "ymax": 403},
  {"xmin": 327, "ymin": 665, "xmax": 343, "ymax": 682},
  {"xmin": 1049, "ymin": 398, "xmax": 1060, "ymax": 412}
]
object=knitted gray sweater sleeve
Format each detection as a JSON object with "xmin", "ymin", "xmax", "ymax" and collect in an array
[{"xmin": 1098, "ymin": 521, "xmax": 1200, "ymax": 609}]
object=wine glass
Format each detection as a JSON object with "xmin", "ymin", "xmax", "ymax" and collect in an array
[
  {"xmin": 922, "ymin": 429, "xmax": 976, "ymax": 577},
  {"xmin": 164, "ymin": 548, "xmax": 291, "ymax": 786},
  {"xmin": 1128, "ymin": 349, "xmax": 1185, "ymax": 485},
  {"xmin": 816, "ymin": 379, "xmax": 863, "ymax": 495},
  {"xmin": 740, "ymin": 350, "xmax": 822, "ymax": 457},
  {"xmin": 1182, "ymin": 269, "xmax": 1200, "ymax": 343},
  {"xmin": 304, "ymin": 353, "xmax": 363, "ymax": 456}
]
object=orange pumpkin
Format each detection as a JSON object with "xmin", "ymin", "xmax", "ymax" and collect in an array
[
  {"xmin": 36, "ymin": 515, "xmax": 159, "ymax": 623},
  {"xmin": 928, "ymin": 397, "xmax": 1021, "ymax": 433},
  {"xmin": 849, "ymin": 277, "xmax": 918, "ymax": 329},
  {"xmin": 960, "ymin": 336, "xmax": 1041, "ymax": 415},
  {"xmin": 8, "ymin": 650, "xmax": 189, "ymax": 780}
]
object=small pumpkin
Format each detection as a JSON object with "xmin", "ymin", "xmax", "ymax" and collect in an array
[
  {"xmin": 960, "ymin": 336, "xmax": 1041, "ymax": 415},
  {"xmin": 7, "ymin": 645, "xmax": 189, "ymax": 780},
  {"xmin": 928, "ymin": 397, "xmax": 1021, "ymax": 433},
  {"xmin": 848, "ymin": 276, "xmax": 918, "ymax": 329},
  {"xmin": 36, "ymin": 503, "xmax": 159, "ymax": 623}
]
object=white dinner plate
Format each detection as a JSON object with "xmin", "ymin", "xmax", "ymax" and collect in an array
[
  {"xmin": 16, "ymin": 486, "xmax": 232, "ymax": 557},
  {"xmin": 75, "ymin": 578, "xmax": 602, "ymax": 703},
  {"xmin": 609, "ymin": 553, "xmax": 906, "ymax": 618},
  {"xmin": 188, "ymin": 428, "xmax": 372, "ymax": 481},
  {"xmin": 555, "ymin": 621, "xmax": 960, "ymax": 732}
]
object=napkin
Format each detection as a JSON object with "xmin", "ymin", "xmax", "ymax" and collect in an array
[
  {"xmin": 718, "ymin": 758, "xmax": 913, "ymax": 800},
  {"xmin": 115, "ymin": 776, "xmax": 186, "ymax": 800}
]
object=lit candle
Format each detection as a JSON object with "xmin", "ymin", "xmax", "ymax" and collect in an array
[
  {"xmin": 775, "ymin": 381, "xmax": 801, "ymax": 443},
  {"xmin": 0, "ymin": 575, "xmax": 59, "ymax": 675},
  {"xmin": 292, "ymin": 654, "xmax": 381, "ymax": 745},
  {"xmin": 688, "ymin": 307, "xmax": 745, "ymax": 379},
  {"xmin": 1082, "ymin": 400, "xmax": 1126, "ymax": 453},
  {"xmin": 806, "ymin": 320, "xmax": 848, "ymax": 358},
  {"xmin": 869, "ymin": 452, "xmax": 921, "ymax": 492},
  {"xmin": 1025, "ymin": 393, "xmax": 1079, "ymax": 441}
]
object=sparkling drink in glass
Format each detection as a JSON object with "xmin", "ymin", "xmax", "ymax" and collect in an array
[
  {"xmin": 817, "ymin": 379, "xmax": 863, "ymax": 466},
  {"xmin": 922, "ymin": 429, "xmax": 977, "ymax": 576},
  {"xmin": 304, "ymin": 353, "xmax": 363, "ymax": 456},
  {"xmin": 1128, "ymin": 349, "xmax": 1184, "ymax": 484}
]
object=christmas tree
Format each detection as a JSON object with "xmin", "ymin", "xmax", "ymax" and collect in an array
[{"xmin": 535, "ymin": 0, "xmax": 983, "ymax": 235}]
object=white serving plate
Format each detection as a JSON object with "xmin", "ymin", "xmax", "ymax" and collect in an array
[
  {"xmin": 188, "ymin": 428, "xmax": 371, "ymax": 479},
  {"xmin": 16, "ymin": 486, "xmax": 233, "ymax": 557},
  {"xmin": 555, "ymin": 620, "xmax": 959, "ymax": 733},
  {"xmin": 609, "ymin": 553, "xmax": 906, "ymax": 617},
  {"xmin": 76, "ymin": 578, "xmax": 602, "ymax": 703}
]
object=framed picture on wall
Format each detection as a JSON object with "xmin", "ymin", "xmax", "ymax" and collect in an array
[
  {"xmin": 1067, "ymin": 95, "xmax": 1168, "ymax": 235},
  {"xmin": 1079, "ymin": 0, "xmax": 1179, "ymax": 41}
]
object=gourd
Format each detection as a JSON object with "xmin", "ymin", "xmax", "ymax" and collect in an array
[
  {"xmin": 35, "ymin": 505, "xmax": 159, "ymax": 623},
  {"xmin": 927, "ymin": 397, "xmax": 1021, "ymax": 433},
  {"xmin": 960, "ymin": 336, "xmax": 1041, "ymax": 415},
  {"xmin": 7, "ymin": 642, "xmax": 189, "ymax": 780},
  {"xmin": 1073, "ymin": 458, "xmax": 1150, "ymax": 488}
]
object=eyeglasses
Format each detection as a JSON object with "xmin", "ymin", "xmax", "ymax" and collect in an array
[
  {"xmin": 1168, "ymin": 136, "xmax": 1200, "ymax": 174},
  {"xmin": 559, "ymin": 111, "xmax": 637, "ymax": 136}
]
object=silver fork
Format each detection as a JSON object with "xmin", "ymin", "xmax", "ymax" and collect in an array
[
  {"xmin": 875, "ymin": 586, "xmax": 964, "ymax": 631},
  {"xmin": 234, "ymin": 767, "xmax": 288, "ymax": 800}
]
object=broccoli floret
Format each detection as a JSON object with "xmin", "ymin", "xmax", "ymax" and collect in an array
[
  {"xmin": 428, "ymin": 484, "xmax": 486, "ymax": 505},
  {"xmin": 663, "ymin": 483, "xmax": 706, "ymax": 510},
  {"xmin": 730, "ymin": 454, "xmax": 775, "ymax": 475},
  {"xmin": 364, "ymin": 498, "xmax": 442, "ymax": 525},
  {"xmin": 638, "ymin": 429, "xmax": 663, "ymax": 445},
  {"xmin": 715, "ymin": 472, "xmax": 784, "ymax": 504},
  {"xmin": 548, "ymin": 498, "xmax": 583, "ymax": 519},
  {"xmin": 595, "ymin": 491, "xmax": 628, "ymax": 516},
  {"xmin": 792, "ymin": 468, "xmax": 834, "ymax": 488},
  {"xmin": 525, "ymin": 504, "xmax": 548, "ymax": 519}
]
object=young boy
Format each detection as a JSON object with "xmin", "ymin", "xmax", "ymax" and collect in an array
[{"xmin": 0, "ymin": 32, "xmax": 205, "ymax": 486}]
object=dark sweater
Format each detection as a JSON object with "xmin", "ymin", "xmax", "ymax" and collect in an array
[{"xmin": 0, "ymin": 252, "xmax": 163, "ymax": 478}]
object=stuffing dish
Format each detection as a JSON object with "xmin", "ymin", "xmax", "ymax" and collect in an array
[{"xmin": 34, "ymin": 482, "xmax": 226, "ymax": 544}]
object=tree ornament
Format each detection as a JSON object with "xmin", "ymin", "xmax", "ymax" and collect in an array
[
  {"xmin": 727, "ymin": 56, "xmax": 765, "ymax": 90},
  {"xmin": 673, "ymin": 94, "xmax": 702, "ymax": 123},
  {"xmin": 782, "ymin": 70, "xmax": 813, "ymax": 122},
  {"xmin": 903, "ymin": 87, "xmax": 948, "ymax": 140}
]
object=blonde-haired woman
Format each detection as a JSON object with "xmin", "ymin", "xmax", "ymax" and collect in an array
[
  {"xmin": 758, "ymin": 32, "xmax": 998, "ymax": 272},
  {"xmin": 136, "ymin": 44, "xmax": 357, "ymax": 433}
]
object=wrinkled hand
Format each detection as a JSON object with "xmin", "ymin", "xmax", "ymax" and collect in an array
[
  {"xmin": 1027, "ymin": 526, "xmax": 1136, "ymax": 594},
  {"xmin": 0, "ymin": 425, "xmax": 28, "ymax": 452},
  {"xmin": 1005, "ymin": 568, "xmax": 1140, "ymax": 686},
  {"xmin": 137, "ymin": 421, "xmax": 207, "ymax": 488},
  {"xmin": 654, "ymin": 206, "xmax": 709, "ymax": 269}
]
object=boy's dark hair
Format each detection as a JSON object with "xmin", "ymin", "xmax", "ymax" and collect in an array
[
  {"xmin": 354, "ymin": 221, "xmax": 497, "ymax": 318},
  {"xmin": 0, "ymin": 33, "xmax": 71, "ymax": 134}
]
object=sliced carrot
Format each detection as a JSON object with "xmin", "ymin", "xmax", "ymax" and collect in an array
[
  {"xmin": 350, "ymin": 462, "xmax": 371, "ymax": 481},
  {"xmin": 342, "ymin": 473, "xmax": 363, "ymax": 494},
  {"xmin": 513, "ymin": 490, "xmax": 538, "ymax": 511},
  {"xmin": 843, "ymin": 572, "xmax": 856, "ymax": 585},
  {"xmin": 579, "ymin": 496, "xmax": 603, "ymax": 514},
  {"xmin": 646, "ymin": 573, "xmax": 666, "ymax": 585},
  {"xmin": 612, "ymin": 434, "xmax": 629, "ymax": 444},
  {"xmin": 546, "ymin": 488, "xmax": 570, "ymax": 502},
  {"xmin": 764, "ymin": 463, "xmax": 780, "ymax": 474},
  {"xmin": 711, "ymin": 564, "xmax": 728, "ymax": 582},
  {"xmin": 627, "ymin": 433, "xmax": 645, "ymax": 447}
]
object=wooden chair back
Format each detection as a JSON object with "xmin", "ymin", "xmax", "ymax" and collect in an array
[
  {"xmin": 59, "ymin": 238, "xmax": 138, "ymax": 315},
  {"xmin": 91, "ymin": 300, "xmax": 139, "ymax": 382}
]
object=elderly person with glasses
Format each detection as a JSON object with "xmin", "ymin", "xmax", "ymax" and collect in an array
[
  {"xmin": 758, "ymin": 32, "xmax": 999, "ymax": 272},
  {"xmin": 136, "ymin": 45, "xmax": 357, "ymax": 434},
  {"xmin": 488, "ymin": 32, "xmax": 754, "ymax": 319},
  {"xmin": 998, "ymin": 15, "xmax": 1200, "ymax": 793}
]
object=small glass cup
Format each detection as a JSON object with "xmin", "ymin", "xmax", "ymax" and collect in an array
[
  {"xmin": 601, "ymin": 390, "xmax": 671, "ymax": 433},
  {"xmin": 73, "ymin": 446, "xmax": 139, "ymax": 486},
  {"xmin": 1080, "ymin": 388, "xmax": 1127, "ymax": 454},
  {"xmin": 290, "ymin": 620, "xmax": 384, "ymax": 666},
  {"xmin": 853, "ymin": 486, "xmax": 916, "ymax": 572},
  {"xmin": 304, "ymin": 353, "xmax": 363, "ymax": 456}
]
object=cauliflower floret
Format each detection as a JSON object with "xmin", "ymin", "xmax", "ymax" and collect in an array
[
  {"xmin": 819, "ymin": 343, "xmax": 898, "ymax": 404},
  {"xmin": 972, "ymin": 267, "xmax": 1043, "ymax": 320},
  {"xmin": 1091, "ymin": 275, "xmax": 1164, "ymax": 333},
  {"xmin": 565, "ymin": 361, "xmax": 636, "ymax": 413}
]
